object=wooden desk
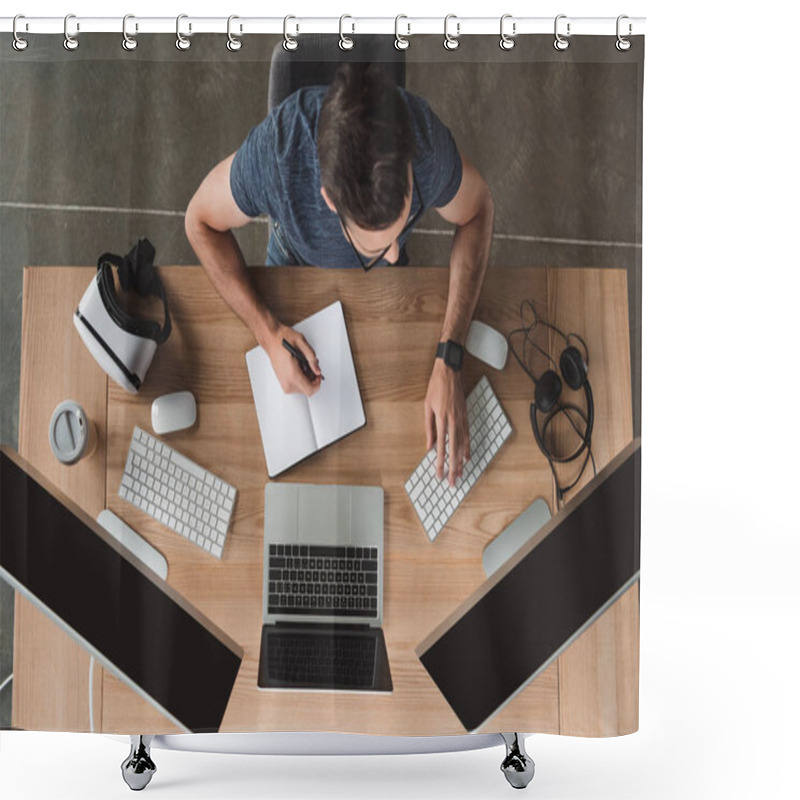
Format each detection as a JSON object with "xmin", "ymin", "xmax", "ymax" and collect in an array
[{"xmin": 13, "ymin": 265, "xmax": 636, "ymax": 736}]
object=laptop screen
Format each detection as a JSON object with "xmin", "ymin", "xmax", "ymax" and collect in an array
[{"xmin": 0, "ymin": 448, "xmax": 242, "ymax": 733}]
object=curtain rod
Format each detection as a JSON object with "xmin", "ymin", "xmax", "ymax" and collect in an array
[{"xmin": 1, "ymin": 15, "xmax": 646, "ymax": 39}]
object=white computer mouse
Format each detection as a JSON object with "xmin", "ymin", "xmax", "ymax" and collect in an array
[
  {"xmin": 466, "ymin": 320, "xmax": 508, "ymax": 370},
  {"xmin": 151, "ymin": 391, "xmax": 197, "ymax": 435}
]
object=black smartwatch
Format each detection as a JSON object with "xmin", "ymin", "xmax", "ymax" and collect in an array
[{"xmin": 436, "ymin": 339, "xmax": 464, "ymax": 372}]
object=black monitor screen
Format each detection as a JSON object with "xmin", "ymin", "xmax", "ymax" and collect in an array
[
  {"xmin": 418, "ymin": 442, "xmax": 640, "ymax": 732},
  {"xmin": 0, "ymin": 448, "xmax": 242, "ymax": 733}
]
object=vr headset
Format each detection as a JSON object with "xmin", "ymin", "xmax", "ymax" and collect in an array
[{"xmin": 73, "ymin": 238, "xmax": 171, "ymax": 393}]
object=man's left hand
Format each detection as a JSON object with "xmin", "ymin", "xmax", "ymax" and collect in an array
[{"xmin": 424, "ymin": 359, "xmax": 470, "ymax": 486}]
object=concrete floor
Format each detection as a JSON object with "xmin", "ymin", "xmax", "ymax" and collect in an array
[{"xmin": 0, "ymin": 34, "xmax": 642, "ymax": 728}]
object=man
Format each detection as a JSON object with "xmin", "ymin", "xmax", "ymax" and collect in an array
[{"xmin": 185, "ymin": 63, "xmax": 494, "ymax": 486}]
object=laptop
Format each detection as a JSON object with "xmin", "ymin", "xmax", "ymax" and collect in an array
[{"xmin": 257, "ymin": 483, "xmax": 393, "ymax": 692}]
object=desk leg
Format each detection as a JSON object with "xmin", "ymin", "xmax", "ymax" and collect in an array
[
  {"xmin": 500, "ymin": 733, "xmax": 535, "ymax": 789},
  {"xmin": 121, "ymin": 735, "xmax": 156, "ymax": 791}
]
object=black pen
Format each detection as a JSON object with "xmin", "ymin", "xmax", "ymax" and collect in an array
[{"xmin": 282, "ymin": 338, "xmax": 324, "ymax": 381}]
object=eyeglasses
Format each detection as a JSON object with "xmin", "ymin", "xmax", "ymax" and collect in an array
[{"xmin": 339, "ymin": 175, "xmax": 424, "ymax": 272}]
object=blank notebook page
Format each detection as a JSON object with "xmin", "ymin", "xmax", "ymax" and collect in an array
[
  {"xmin": 246, "ymin": 301, "xmax": 364, "ymax": 477},
  {"xmin": 300, "ymin": 301, "xmax": 365, "ymax": 449}
]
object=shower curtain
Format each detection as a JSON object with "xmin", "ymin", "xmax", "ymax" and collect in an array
[{"xmin": 0, "ymin": 25, "xmax": 643, "ymax": 740}]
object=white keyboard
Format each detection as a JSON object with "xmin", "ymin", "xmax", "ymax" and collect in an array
[
  {"xmin": 405, "ymin": 376, "xmax": 512, "ymax": 541},
  {"xmin": 118, "ymin": 426, "xmax": 237, "ymax": 559}
]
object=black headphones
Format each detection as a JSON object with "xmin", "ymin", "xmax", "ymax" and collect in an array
[
  {"xmin": 508, "ymin": 300, "xmax": 596, "ymax": 506},
  {"xmin": 96, "ymin": 238, "xmax": 171, "ymax": 344}
]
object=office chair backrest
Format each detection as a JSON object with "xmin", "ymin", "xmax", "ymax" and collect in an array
[{"xmin": 268, "ymin": 35, "xmax": 407, "ymax": 114}]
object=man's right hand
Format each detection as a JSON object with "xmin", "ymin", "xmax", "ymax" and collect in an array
[
  {"xmin": 263, "ymin": 323, "xmax": 322, "ymax": 397},
  {"xmin": 184, "ymin": 156, "xmax": 321, "ymax": 398}
]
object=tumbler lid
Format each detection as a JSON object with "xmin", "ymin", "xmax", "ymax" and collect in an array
[{"xmin": 49, "ymin": 400, "xmax": 89, "ymax": 465}]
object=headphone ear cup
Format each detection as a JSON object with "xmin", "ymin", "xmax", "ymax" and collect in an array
[
  {"xmin": 534, "ymin": 369, "xmax": 562, "ymax": 413},
  {"xmin": 560, "ymin": 346, "xmax": 588, "ymax": 391}
]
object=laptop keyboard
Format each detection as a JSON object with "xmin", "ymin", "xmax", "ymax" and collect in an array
[
  {"xmin": 267, "ymin": 544, "xmax": 379, "ymax": 618},
  {"xmin": 264, "ymin": 630, "xmax": 378, "ymax": 688}
]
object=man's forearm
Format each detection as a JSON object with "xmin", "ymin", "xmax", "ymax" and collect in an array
[
  {"xmin": 440, "ymin": 196, "xmax": 494, "ymax": 343},
  {"xmin": 185, "ymin": 217, "xmax": 278, "ymax": 348}
]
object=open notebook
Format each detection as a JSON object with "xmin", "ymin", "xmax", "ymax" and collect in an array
[{"xmin": 246, "ymin": 301, "xmax": 366, "ymax": 478}]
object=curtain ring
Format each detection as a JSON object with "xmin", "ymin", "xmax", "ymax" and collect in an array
[
  {"xmin": 63, "ymin": 13, "xmax": 79, "ymax": 51},
  {"xmin": 616, "ymin": 15, "xmax": 632, "ymax": 51},
  {"xmin": 122, "ymin": 14, "xmax": 138, "ymax": 51},
  {"xmin": 12, "ymin": 15, "xmax": 29, "ymax": 51},
  {"xmin": 339, "ymin": 14, "xmax": 354, "ymax": 50},
  {"xmin": 553, "ymin": 14, "xmax": 570, "ymax": 51},
  {"xmin": 443, "ymin": 14, "xmax": 460, "ymax": 51},
  {"xmin": 283, "ymin": 15, "xmax": 298, "ymax": 51},
  {"xmin": 499, "ymin": 14, "xmax": 516, "ymax": 51},
  {"xmin": 394, "ymin": 15, "xmax": 410, "ymax": 50},
  {"xmin": 176, "ymin": 14, "xmax": 191, "ymax": 51},
  {"xmin": 227, "ymin": 15, "xmax": 242, "ymax": 51}
]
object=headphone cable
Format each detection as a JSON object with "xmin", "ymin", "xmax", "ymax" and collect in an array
[{"xmin": 507, "ymin": 301, "xmax": 596, "ymax": 506}]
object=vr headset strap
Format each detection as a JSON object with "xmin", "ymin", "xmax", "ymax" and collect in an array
[{"xmin": 97, "ymin": 238, "xmax": 172, "ymax": 344}]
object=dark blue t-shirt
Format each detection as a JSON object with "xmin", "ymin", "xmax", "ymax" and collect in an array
[{"xmin": 230, "ymin": 86, "xmax": 463, "ymax": 268}]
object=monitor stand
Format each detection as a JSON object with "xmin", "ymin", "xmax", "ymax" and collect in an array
[
  {"xmin": 481, "ymin": 498, "xmax": 551, "ymax": 578},
  {"xmin": 97, "ymin": 509, "xmax": 168, "ymax": 580}
]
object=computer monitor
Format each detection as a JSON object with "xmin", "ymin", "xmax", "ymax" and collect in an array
[
  {"xmin": 416, "ymin": 439, "xmax": 641, "ymax": 732},
  {"xmin": 0, "ymin": 447, "xmax": 243, "ymax": 733}
]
